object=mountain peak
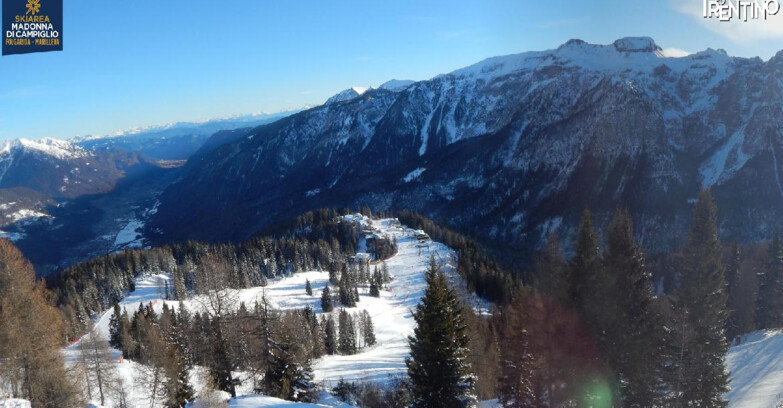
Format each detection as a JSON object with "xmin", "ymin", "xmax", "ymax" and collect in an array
[
  {"xmin": 612, "ymin": 36, "xmax": 661, "ymax": 53},
  {"xmin": 324, "ymin": 86, "xmax": 372, "ymax": 105},
  {"xmin": 380, "ymin": 79, "xmax": 415, "ymax": 92}
]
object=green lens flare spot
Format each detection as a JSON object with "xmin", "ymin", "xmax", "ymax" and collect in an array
[{"xmin": 581, "ymin": 379, "xmax": 613, "ymax": 408}]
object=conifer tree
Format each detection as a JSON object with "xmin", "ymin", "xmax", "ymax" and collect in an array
[
  {"xmin": 407, "ymin": 256, "xmax": 476, "ymax": 408},
  {"xmin": 305, "ymin": 279, "xmax": 313, "ymax": 296},
  {"xmin": 119, "ymin": 307, "xmax": 132, "ymax": 359},
  {"xmin": 321, "ymin": 285, "xmax": 334, "ymax": 312},
  {"xmin": 360, "ymin": 310, "xmax": 376, "ymax": 346},
  {"xmin": 329, "ymin": 265, "xmax": 338, "ymax": 285},
  {"xmin": 339, "ymin": 266, "xmax": 356, "ymax": 307},
  {"xmin": 109, "ymin": 301, "xmax": 124, "ymax": 349},
  {"xmin": 602, "ymin": 209, "xmax": 663, "ymax": 406},
  {"xmin": 567, "ymin": 209, "xmax": 602, "ymax": 313},
  {"xmin": 568, "ymin": 209, "xmax": 615, "ymax": 384},
  {"xmin": 672, "ymin": 190, "xmax": 729, "ymax": 407},
  {"xmin": 369, "ymin": 281, "xmax": 380, "ymax": 297},
  {"xmin": 725, "ymin": 242, "xmax": 744, "ymax": 340},
  {"xmin": 324, "ymin": 315, "xmax": 337, "ymax": 355},
  {"xmin": 172, "ymin": 268, "xmax": 186, "ymax": 300},
  {"xmin": 382, "ymin": 261, "xmax": 391, "ymax": 284},
  {"xmin": 264, "ymin": 333, "xmax": 314, "ymax": 402},
  {"xmin": 497, "ymin": 290, "xmax": 536, "ymax": 408},
  {"xmin": 757, "ymin": 231, "xmax": 783, "ymax": 329},
  {"xmin": 338, "ymin": 309, "xmax": 357, "ymax": 355},
  {"xmin": 534, "ymin": 232, "xmax": 568, "ymax": 304}
]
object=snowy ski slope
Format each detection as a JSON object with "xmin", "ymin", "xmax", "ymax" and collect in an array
[{"xmin": 63, "ymin": 216, "xmax": 484, "ymax": 407}]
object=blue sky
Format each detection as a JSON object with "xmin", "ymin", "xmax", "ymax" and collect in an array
[{"xmin": 1, "ymin": 0, "xmax": 782, "ymax": 140}]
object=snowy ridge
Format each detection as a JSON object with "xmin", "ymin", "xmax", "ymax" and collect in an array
[
  {"xmin": 0, "ymin": 138, "xmax": 87, "ymax": 160},
  {"xmin": 379, "ymin": 80, "xmax": 414, "ymax": 92},
  {"xmin": 324, "ymin": 87, "xmax": 371, "ymax": 105},
  {"xmin": 71, "ymin": 110, "xmax": 304, "ymax": 142}
]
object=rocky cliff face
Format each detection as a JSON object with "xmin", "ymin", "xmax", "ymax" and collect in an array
[{"xmin": 148, "ymin": 37, "xmax": 783, "ymax": 259}]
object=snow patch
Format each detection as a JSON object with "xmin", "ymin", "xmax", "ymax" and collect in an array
[
  {"xmin": 113, "ymin": 219, "xmax": 144, "ymax": 249},
  {"xmin": 0, "ymin": 398, "xmax": 31, "ymax": 408},
  {"xmin": 726, "ymin": 330, "xmax": 783, "ymax": 407},
  {"xmin": 402, "ymin": 168, "xmax": 426, "ymax": 183},
  {"xmin": 379, "ymin": 79, "xmax": 414, "ymax": 92}
]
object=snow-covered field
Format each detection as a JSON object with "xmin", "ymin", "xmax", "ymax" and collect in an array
[
  {"xmin": 726, "ymin": 330, "xmax": 783, "ymax": 408},
  {"xmin": 63, "ymin": 216, "xmax": 481, "ymax": 407},
  {"xmin": 0, "ymin": 399, "xmax": 31, "ymax": 408}
]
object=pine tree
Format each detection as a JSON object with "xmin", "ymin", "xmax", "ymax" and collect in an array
[
  {"xmin": 353, "ymin": 285, "xmax": 360, "ymax": 304},
  {"xmin": 725, "ymin": 242, "xmax": 744, "ymax": 341},
  {"xmin": 567, "ymin": 209, "xmax": 602, "ymax": 313},
  {"xmin": 339, "ymin": 265, "xmax": 356, "ymax": 307},
  {"xmin": 305, "ymin": 279, "xmax": 313, "ymax": 296},
  {"xmin": 264, "ymin": 334, "xmax": 313, "ymax": 402},
  {"xmin": 338, "ymin": 309, "xmax": 357, "ymax": 355},
  {"xmin": 172, "ymin": 268, "xmax": 186, "ymax": 300},
  {"xmin": 757, "ymin": 231, "xmax": 783, "ymax": 329},
  {"xmin": 382, "ymin": 261, "xmax": 391, "ymax": 284},
  {"xmin": 119, "ymin": 307, "xmax": 132, "ymax": 359},
  {"xmin": 329, "ymin": 265, "xmax": 338, "ymax": 285},
  {"xmin": 497, "ymin": 290, "xmax": 536, "ymax": 408},
  {"xmin": 109, "ymin": 301, "xmax": 124, "ymax": 349},
  {"xmin": 369, "ymin": 281, "xmax": 380, "ymax": 297},
  {"xmin": 321, "ymin": 285, "xmax": 334, "ymax": 312},
  {"xmin": 602, "ymin": 209, "xmax": 664, "ymax": 406},
  {"xmin": 568, "ymin": 208, "xmax": 616, "ymax": 404},
  {"xmin": 533, "ymin": 232, "xmax": 568, "ymax": 304},
  {"xmin": 360, "ymin": 310, "xmax": 376, "ymax": 347},
  {"xmin": 672, "ymin": 190, "xmax": 729, "ymax": 407},
  {"xmin": 407, "ymin": 256, "xmax": 476, "ymax": 408},
  {"xmin": 324, "ymin": 315, "xmax": 337, "ymax": 355}
]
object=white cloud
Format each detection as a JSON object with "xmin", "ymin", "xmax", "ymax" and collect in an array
[
  {"xmin": 671, "ymin": 0, "xmax": 783, "ymax": 43},
  {"xmin": 661, "ymin": 47, "xmax": 692, "ymax": 57}
]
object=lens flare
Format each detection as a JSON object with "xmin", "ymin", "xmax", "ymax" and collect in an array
[{"xmin": 580, "ymin": 377, "xmax": 614, "ymax": 408}]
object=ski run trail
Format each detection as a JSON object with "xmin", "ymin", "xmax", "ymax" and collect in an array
[{"xmin": 59, "ymin": 215, "xmax": 490, "ymax": 408}]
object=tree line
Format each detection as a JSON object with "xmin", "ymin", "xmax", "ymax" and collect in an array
[
  {"xmin": 490, "ymin": 190, "xmax": 730, "ymax": 407},
  {"xmin": 51, "ymin": 208, "xmax": 396, "ymax": 338}
]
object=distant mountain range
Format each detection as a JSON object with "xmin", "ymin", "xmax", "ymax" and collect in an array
[
  {"xmin": 145, "ymin": 37, "xmax": 783, "ymax": 264},
  {"xmin": 71, "ymin": 111, "xmax": 302, "ymax": 160},
  {"xmin": 0, "ymin": 110, "xmax": 302, "ymax": 273}
]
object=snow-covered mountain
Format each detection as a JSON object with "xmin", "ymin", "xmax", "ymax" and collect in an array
[
  {"xmin": 0, "ymin": 137, "xmax": 156, "ymax": 200},
  {"xmin": 324, "ymin": 87, "xmax": 372, "ymax": 105},
  {"xmin": 73, "ymin": 111, "xmax": 301, "ymax": 160},
  {"xmin": 379, "ymin": 79, "xmax": 414, "ymax": 92},
  {"xmin": 0, "ymin": 137, "xmax": 173, "ymax": 274},
  {"xmin": 147, "ymin": 37, "xmax": 783, "ymax": 258}
]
